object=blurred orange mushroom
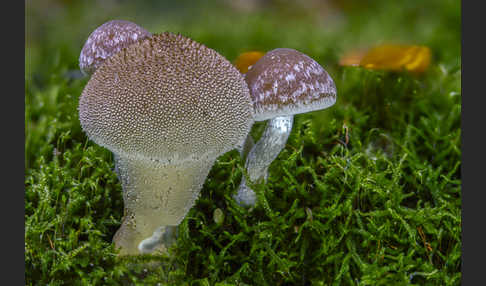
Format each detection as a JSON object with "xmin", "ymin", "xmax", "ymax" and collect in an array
[
  {"xmin": 234, "ymin": 51, "xmax": 265, "ymax": 73},
  {"xmin": 340, "ymin": 44, "xmax": 431, "ymax": 73}
]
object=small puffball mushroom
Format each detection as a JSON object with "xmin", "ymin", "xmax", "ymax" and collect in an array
[
  {"xmin": 79, "ymin": 32, "xmax": 254, "ymax": 255},
  {"xmin": 234, "ymin": 48, "xmax": 337, "ymax": 207},
  {"xmin": 79, "ymin": 20, "xmax": 152, "ymax": 76}
]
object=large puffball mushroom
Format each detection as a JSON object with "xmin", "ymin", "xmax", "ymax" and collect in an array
[
  {"xmin": 79, "ymin": 20, "xmax": 152, "ymax": 76},
  {"xmin": 234, "ymin": 48, "xmax": 337, "ymax": 207},
  {"xmin": 79, "ymin": 32, "xmax": 254, "ymax": 255}
]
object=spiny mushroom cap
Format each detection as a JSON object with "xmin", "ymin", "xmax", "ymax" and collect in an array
[
  {"xmin": 79, "ymin": 20, "xmax": 152, "ymax": 76},
  {"xmin": 79, "ymin": 32, "xmax": 254, "ymax": 164},
  {"xmin": 245, "ymin": 48, "xmax": 337, "ymax": 121}
]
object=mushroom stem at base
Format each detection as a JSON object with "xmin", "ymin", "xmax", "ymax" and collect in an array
[
  {"xmin": 234, "ymin": 115, "xmax": 293, "ymax": 207},
  {"xmin": 113, "ymin": 155, "xmax": 215, "ymax": 255}
]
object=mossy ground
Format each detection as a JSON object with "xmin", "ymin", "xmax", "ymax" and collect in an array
[{"xmin": 25, "ymin": 0, "xmax": 461, "ymax": 285}]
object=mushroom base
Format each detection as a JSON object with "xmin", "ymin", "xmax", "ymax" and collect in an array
[
  {"xmin": 234, "ymin": 115, "xmax": 293, "ymax": 207},
  {"xmin": 113, "ymin": 155, "xmax": 215, "ymax": 255}
]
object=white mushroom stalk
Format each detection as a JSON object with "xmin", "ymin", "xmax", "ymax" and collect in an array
[
  {"xmin": 79, "ymin": 30, "xmax": 253, "ymax": 255},
  {"xmin": 234, "ymin": 48, "xmax": 337, "ymax": 208},
  {"xmin": 235, "ymin": 115, "xmax": 293, "ymax": 207},
  {"xmin": 113, "ymin": 156, "xmax": 215, "ymax": 254}
]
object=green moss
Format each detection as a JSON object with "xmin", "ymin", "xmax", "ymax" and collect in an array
[{"xmin": 26, "ymin": 0, "xmax": 460, "ymax": 284}]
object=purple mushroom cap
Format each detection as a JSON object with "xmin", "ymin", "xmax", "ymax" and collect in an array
[
  {"xmin": 244, "ymin": 48, "xmax": 337, "ymax": 121},
  {"xmin": 79, "ymin": 20, "xmax": 152, "ymax": 76}
]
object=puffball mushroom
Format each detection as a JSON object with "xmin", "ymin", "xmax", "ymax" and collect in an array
[
  {"xmin": 79, "ymin": 32, "xmax": 254, "ymax": 255},
  {"xmin": 79, "ymin": 20, "xmax": 152, "ymax": 76},
  {"xmin": 234, "ymin": 48, "xmax": 337, "ymax": 207}
]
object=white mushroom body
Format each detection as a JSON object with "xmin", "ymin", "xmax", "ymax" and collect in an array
[
  {"xmin": 234, "ymin": 48, "xmax": 337, "ymax": 207},
  {"xmin": 79, "ymin": 32, "xmax": 254, "ymax": 255}
]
